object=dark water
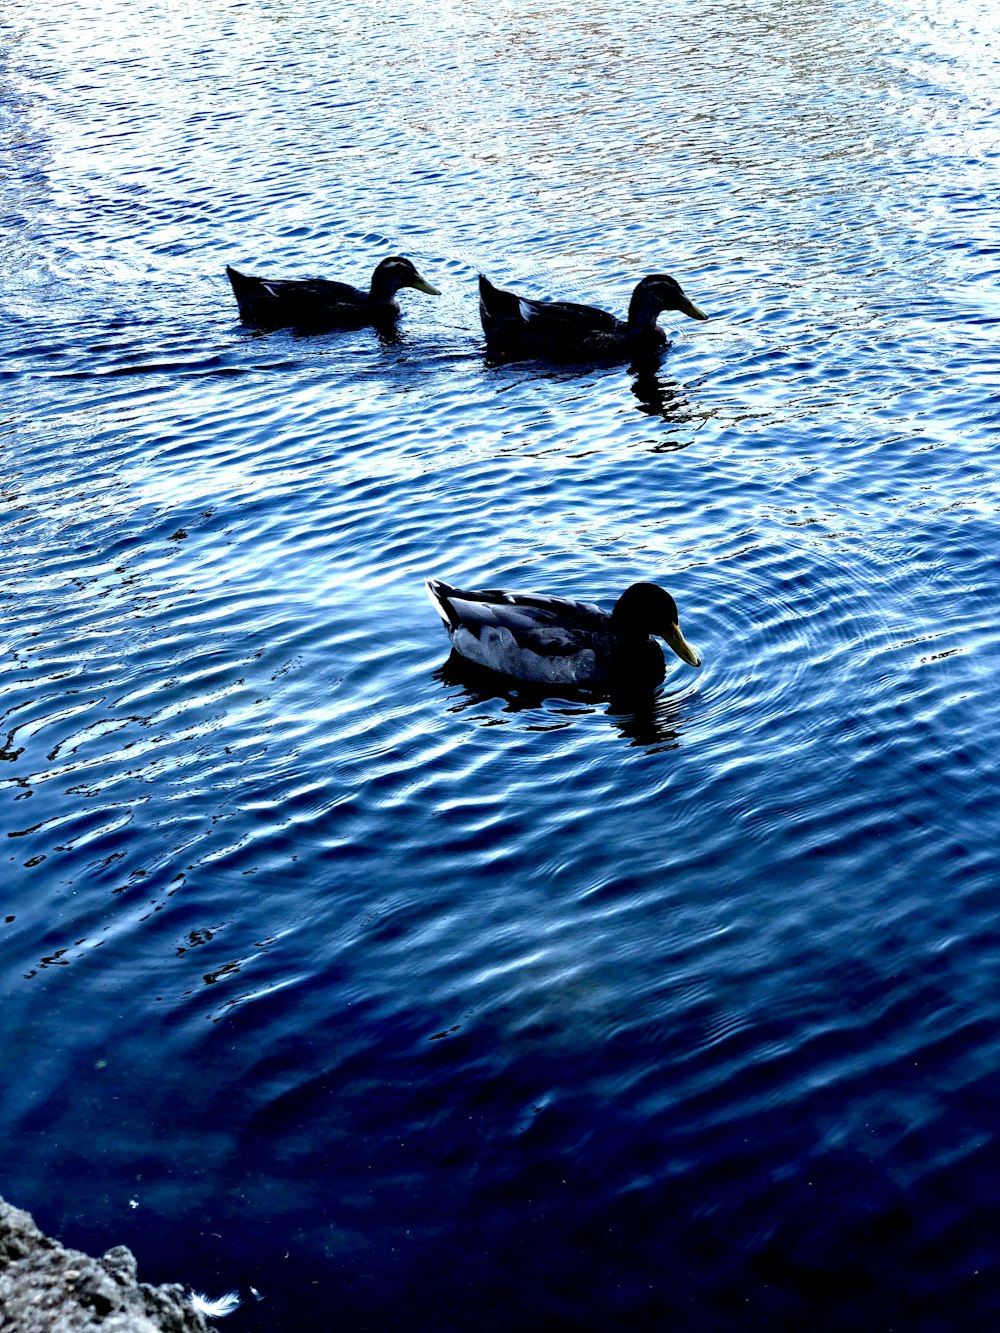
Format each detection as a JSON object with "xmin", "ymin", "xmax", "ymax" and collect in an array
[{"xmin": 3, "ymin": 0, "xmax": 1000, "ymax": 1327}]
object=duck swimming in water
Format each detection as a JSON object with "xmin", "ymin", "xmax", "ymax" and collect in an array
[
  {"xmin": 426, "ymin": 578, "xmax": 701, "ymax": 692},
  {"xmin": 225, "ymin": 256, "xmax": 440, "ymax": 330},
  {"xmin": 478, "ymin": 272, "xmax": 707, "ymax": 362}
]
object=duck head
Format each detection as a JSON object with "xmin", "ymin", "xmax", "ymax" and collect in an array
[
  {"xmin": 612, "ymin": 582, "xmax": 701, "ymax": 667},
  {"xmin": 628, "ymin": 274, "xmax": 708, "ymax": 328},
  {"xmin": 370, "ymin": 256, "xmax": 441, "ymax": 301}
]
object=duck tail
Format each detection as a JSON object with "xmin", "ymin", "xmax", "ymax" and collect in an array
[
  {"xmin": 478, "ymin": 274, "xmax": 522, "ymax": 335},
  {"xmin": 425, "ymin": 578, "xmax": 460, "ymax": 629},
  {"xmin": 478, "ymin": 273, "xmax": 517, "ymax": 314},
  {"xmin": 225, "ymin": 265, "xmax": 258, "ymax": 297},
  {"xmin": 226, "ymin": 265, "xmax": 274, "ymax": 322},
  {"xmin": 226, "ymin": 265, "xmax": 254, "ymax": 304}
]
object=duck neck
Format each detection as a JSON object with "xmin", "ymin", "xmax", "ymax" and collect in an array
[
  {"xmin": 369, "ymin": 272, "xmax": 402, "ymax": 304},
  {"xmin": 626, "ymin": 287, "xmax": 664, "ymax": 332},
  {"xmin": 608, "ymin": 634, "xmax": 666, "ymax": 686}
]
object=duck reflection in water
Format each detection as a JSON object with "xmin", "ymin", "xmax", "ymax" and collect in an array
[
  {"xmin": 434, "ymin": 655, "xmax": 687, "ymax": 752},
  {"xmin": 629, "ymin": 365, "xmax": 696, "ymax": 427}
]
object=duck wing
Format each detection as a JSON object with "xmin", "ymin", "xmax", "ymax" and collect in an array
[
  {"xmin": 226, "ymin": 267, "xmax": 371, "ymax": 325},
  {"xmin": 515, "ymin": 296, "xmax": 621, "ymax": 337},
  {"xmin": 479, "ymin": 274, "xmax": 622, "ymax": 340},
  {"xmin": 263, "ymin": 276, "xmax": 368, "ymax": 308},
  {"xmin": 427, "ymin": 581, "xmax": 607, "ymax": 655}
]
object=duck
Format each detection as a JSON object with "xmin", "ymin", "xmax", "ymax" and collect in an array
[
  {"xmin": 225, "ymin": 256, "xmax": 440, "ymax": 329},
  {"xmin": 478, "ymin": 271, "xmax": 708, "ymax": 361},
  {"xmin": 426, "ymin": 578, "xmax": 701, "ymax": 692}
]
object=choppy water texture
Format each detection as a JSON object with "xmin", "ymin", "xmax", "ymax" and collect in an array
[{"xmin": 2, "ymin": 0, "xmax": 1000, "ymax": 1327}]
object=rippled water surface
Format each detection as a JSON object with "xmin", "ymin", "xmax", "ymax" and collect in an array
[{"xmin": 3, "ymin": 0, "xmax": 1000, "ymax": 1327}]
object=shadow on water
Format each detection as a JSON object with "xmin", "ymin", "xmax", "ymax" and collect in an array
[
  {"xmin": 482, "ymin": 339, "xmax": 667, "ymax": 372},
  {"xmin": 479, "ymin": 350, "xmax": 702, "ymax": 438},
  {"xmin": 604, "ymin": 690, "xmax": 685, "ymax": 752},
  {"xmin": 433, "ymin": 653, "xmax": 686, "ymax": 751},
  {"xmin": 629, "ymin": 364, "xmax": 698, "ymax": 427},
  {"xmin": 235, "ymin": 312, "xmax": 404, "ymax": 344}
]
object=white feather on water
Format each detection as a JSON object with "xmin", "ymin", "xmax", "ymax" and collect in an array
[{"xmin": 190, "ymin": 1290, "xmax": 241, "ymax": 1319}]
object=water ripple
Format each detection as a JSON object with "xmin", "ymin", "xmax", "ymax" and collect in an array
[{"xmin": 3, "ymin": 0, "xmax": 1000, "ymax": 1327}]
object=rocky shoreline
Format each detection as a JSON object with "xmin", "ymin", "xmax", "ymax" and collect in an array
[{"xmin": 0, "ymin": 1196, "xmax": 214, "ymax": 1332}]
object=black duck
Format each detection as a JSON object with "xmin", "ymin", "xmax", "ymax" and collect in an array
[
  {"xmin": 478, "ymin": 271, "xmax": 707, "ymax": 361},
  {"xmin": 426, "ymin": 578, "xmax": 701, "ymax": 692},
  {"xmin": 226, "ymin": 255, "xmax": 440, "ymax": 329}
]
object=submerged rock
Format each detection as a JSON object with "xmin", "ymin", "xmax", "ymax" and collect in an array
[{"xmin": 0, "ymin": 1196, "xmax": 212, "ymax": 1332}]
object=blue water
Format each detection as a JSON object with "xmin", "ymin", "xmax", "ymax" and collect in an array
[{"xmin": 2, "ymin": 0, "xmax": 1000, "ymax": 1327}]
